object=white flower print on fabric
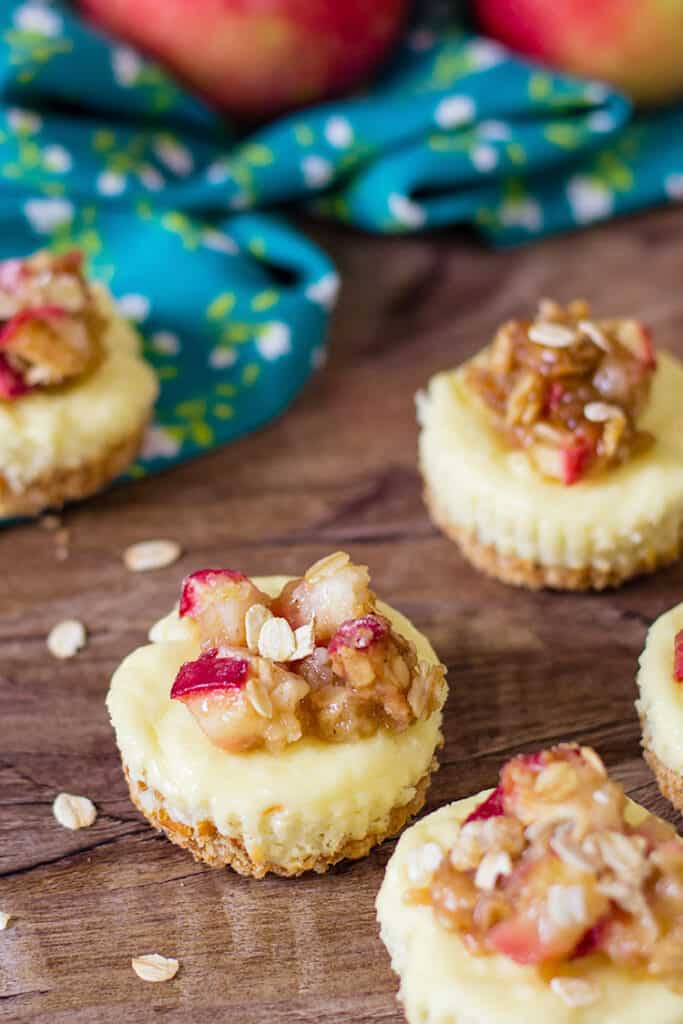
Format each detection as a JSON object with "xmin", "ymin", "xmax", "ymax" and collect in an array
[
  {"xmin": 14, "ymin": 3, "xmax": 62, "ymax": 38},
  {"xmin": 116, "ymin": 294, "xmax": 150, "ymax": 322},
  {"xmin": 499, "ymin": 197, "xmax": 543, "ymax": 232},
  {"xmin": 567, "ymin": 176, "xmax": 614, "ymax": 224},
  {"xmin": 471, "ymin": 144, "xmax": 498, "ymax": 172},
  {"xmin": 24, "ymin": 197, "xmax": 74, "ymax": 233},
  {"xmin": 112, "ymin": 46, "xmax": 143, "ymax": 87},
  {"xmin": 324, "ymin": 117, "xmax": 353, "ymax": 149},
  {"xmin": 301, "ymin": 155, "xmax": 334, "ymax": 188},
  {"xmin": 467, "ymin": 39, "xmax": 506, "ymax": 69},
  {"xmin": 7, "ymin": 108, "xmax": 42, "ymax": 134},
  {"xmin": 209, "ymin": 346, "xmax": 238, "ymax": 369},
  {"xmin": 664, "ymin": 174, "xmax": 683, "ymax": 201},
  {"xmin": 305, "ymin": 273, "xmax": 340, "ymax": 310},
  {"xmin": 388, "ymin": 193, "xmax": 426, "ymax": 229},
  {"xmin": 154, "ymin": 137, "xmax": 194, "ymax": 177},
  {"xmin": 138, "ymin": 164, "xmax": 165, "ymax": 191},
  {"xmin": 97, "ymin": 170, "xmax": 126, "ymax": 196},
  {"xmin": 256, "ymin": 322, "xmax": 292, "ymax": 360},
  {"xmin": 141, "ymin": 425, "xmax": 181, "ymax": 460},
  {"xmin": 202, "ymin": 230, "xmax": 238, "ymax": 254},
  {"xmin": 151, "ymin": 331, "xmax": 181, "ymax": 356},
  {"xmin": 42, "ymin": 144, "xmax": 72, "ymax": 173},
  {"xmin": 434, "ymin": 94, "xmax": 475, "ymax": 130}
]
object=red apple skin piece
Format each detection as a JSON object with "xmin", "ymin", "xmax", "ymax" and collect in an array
[
  {"xmin": 179, "ymin": 568, "xmax": 249, "ymax": 618},
  {"xmin": 561, "ymin": 436, "xmax": 594, "ymax": 486},
  {"xmin": 675, "ymin": 630, "xmax": 683, "ymax": 683},
  {"xmin": 463, "ymin": 786, "xmax": 505, "ymax": 824},
  {"xmin": 0, "ymin": 353, "xmax": 31, "ymax": 398},
  {"xmin": 618, "ymin": 321, "xmax": 657, "ymax": 370},
  {"xmin": 327, "ymin": 614, "xmax": 389, "ymax": 654},
  {"xmin": 78, "ymin": 0, "xmax": 408, "ymax": 120},
  {"xmin": 170, "ymin": 650, "xmax": 250, "ymax": 699},
  {"xmin": 474, "ymin": 0, "xmax": 683, "ymax": 106},
  {"xmin": 0, "ymin": 306, "xmax": 67, "ymax": 349}
]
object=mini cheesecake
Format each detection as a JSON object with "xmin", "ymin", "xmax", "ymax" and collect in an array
[
  {"xmin": 0, "ymin": 249, "xmax": 157, "ymax": 517},
  {"xmin": 107, "ymin": 553, "xmax": 448, "ymax": 877},
  {"xmin": 418, "ymin": 299, "xmax": 683, "ymax": 590},
  {"xmin": 377, "ymin": 744, "xmax": 683, "ymax": 1024},
  {"xmin": 637, "ymin": 601, "xmax": 683, "ymax": 812}
]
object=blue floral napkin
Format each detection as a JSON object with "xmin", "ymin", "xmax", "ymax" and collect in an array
[{"xmin": 0, "ymin": 0, "xmax": 681, "ymax": 489}]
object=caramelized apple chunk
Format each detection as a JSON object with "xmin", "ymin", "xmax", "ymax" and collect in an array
[
  {"xmin": 466, "ymin": 299, "xmax": 656, "ymax": 485},
  {"xmin": 170, "ymin": 553, "xmax": 446, "ymax": 753},
  {"xmin": 0, "ymin": 250, "xmax": 102, "ymax": 398},
  {"xmin": 412, "ymin": 744, "xmax": 683, "ymax": 988}
]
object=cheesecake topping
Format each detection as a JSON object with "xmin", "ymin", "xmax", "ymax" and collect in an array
[
  {"xmin": 408, "ymin": 745, "xmax": 683, "ymax": 995},
  {"xmin": 0, "ymin": 250, "xmax": 102, "ymax": 399},
  {"xmin": 466, "ymin": 299, "xmax": 656, "ymax": 485},
  {"xmin": 170, "ymin": 552, "xmax": 446, "ymax": 753}
]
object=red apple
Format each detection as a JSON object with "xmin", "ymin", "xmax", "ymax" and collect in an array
[
  {"xmin": 474, "ymin": 0, "xmax": 683, "ymax": 106},
  {"xmin": 79, "ymin": 0, "xmax": 408, "ymax": 120}
]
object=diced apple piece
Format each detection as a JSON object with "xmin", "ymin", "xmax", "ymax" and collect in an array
[
  {"xmin": 179, "ymin": 568, "xmax": 270, "ymax": 648},
  {"xmin": 170, "ymin": 651, "xmax": 263, "ymax": 752},
  {"xmin": 528, "ymin": 437, "xmax": 594, "ymax": 485},
  {"xmin": 617, "ymin": 320, "xmax": 657, "ymax": 370},
  {"xmin": 488, "ymin": 855, "xmax": 608, "ymax": 964},
  {"xmin": 0, "ymin": 305, "xmax": 67, "ymax": 348},
  {"xmin": 273, "ymin": 555, "xmax": 372, "ymax": 642},
  {"xmin": 327, "ymin": 614, "xmax": 389, "ymax": 653},
  {"xmin": 170, "ymin": 650, "xmax": 250, "ymax": 699},
  {"xmin": 464, "ymin": 786, "xmax": 505, "ymax": 824},
  {"xmin": 675, "ymin": 630, "xmax": 683, "ymax": 683},
  {"xmin": 0, "ymin": 353, "xmax": 31, "ymax": 398}
]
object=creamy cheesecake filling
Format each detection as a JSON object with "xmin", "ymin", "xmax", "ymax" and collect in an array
[
  {"xmin": 0, "ymin": 284, "xmax": 158, "ymax": 493},
  {"xmin": 637, "ymin": 602, "xmax": 683, "ymax": 773},
  {"xmin": 107, "ymin": 578, "xmax": 445, "ymax": 866},
  {"xmin": 418, "ymin": 351, "xmax": 683, "ymax": 570}
]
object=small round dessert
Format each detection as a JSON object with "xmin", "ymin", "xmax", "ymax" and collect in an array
[
  {"xmin": 107, "ymin": 552, "xmax": 448, "ymax": 877},
  {"xmin": 377, "ymin": 744, "xmax": 683, "ymax": 1024},
  {"xmin": 418, "ymin": 298, "xmax": 683, "ymax": 590},
  {"xmin": 0, "ymin": 249, "xmax": 158, "ymax": 517},
  {"xmin": 637, "ymin": 601, "xmax": 683, "ymax": 812}
]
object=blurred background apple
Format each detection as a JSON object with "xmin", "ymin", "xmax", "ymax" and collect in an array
[
  {"xmin": 79, "ymin": 0, "xmax": 408, "ymax": 120},
  {"xmin": 475, "ymin": 0, "xmax": 683, "ymax": 106}
]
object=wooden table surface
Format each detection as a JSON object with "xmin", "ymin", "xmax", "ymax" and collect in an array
[{"xmin": 2, "ymin": 207, "xmax": 683, "ymax": 1023}]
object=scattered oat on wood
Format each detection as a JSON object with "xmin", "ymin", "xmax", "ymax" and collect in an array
[
  {"xmin": 131, "ymin": 954, "xmax": 180, "ymax": 982},
  {"xmin": 47, "ymin": 619, "xmax": 86, "ymax": 659},
  {"xmin": 124, "ymin": 539, "xmax": 181, "ymax": 572},
  {"xmin": 0, "ymin": 912, "xmax": 12, "ymax": 930},
  {"xmin": 52, "ymin": 792, "xmax": 97, "ymax": 830}
]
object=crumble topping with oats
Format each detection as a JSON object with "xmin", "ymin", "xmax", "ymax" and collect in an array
[
  {"xmin": 406, "ymin": 745, "xmax": 683, "ymax": 1003},
  {"xmin": 466, "ymin": 299, "xmax": 657, "ymax": 485},
  {"xmin": 0, "ymin": 250, "xmax": 102, "ymax": 399},
  {"xmin": 169, "ymin": 552, "xmax": 445, "ymax": 754}
]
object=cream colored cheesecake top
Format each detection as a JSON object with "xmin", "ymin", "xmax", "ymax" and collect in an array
[
  {"xmin": 418, "ymin": 351, "xmax": 683, "ymax": 566},
  {"xmin": 637, "ymin": 601, "xmax": 683, "ymax": 772},
  {"xmin": 377, "ymin": 796, "xmax": 683, "ymax": 1024},
  {"xmin": 107, "ymin": 577, "xmax": 445, "ymax": 843},
  {"xmin": 0, "ymin": 284, "xmax": 157, "ymax": 492}
]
